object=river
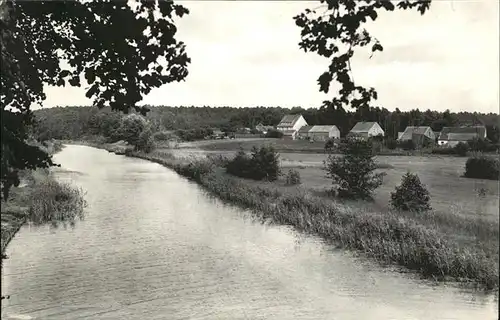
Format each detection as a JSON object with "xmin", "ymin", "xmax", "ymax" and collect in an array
[{"xmin": 1, "ymin": 145, "xmax": 498, "ymax": 319}]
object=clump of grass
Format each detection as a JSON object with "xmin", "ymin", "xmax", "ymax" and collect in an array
[{"xmin": 28, "ymin": 177, "xmax": 87, "ymax": 227}]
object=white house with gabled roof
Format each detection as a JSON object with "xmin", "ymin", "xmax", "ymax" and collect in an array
[{"xmin": 276, "ymin": 114, "xmax": 308, "ymax": 140}]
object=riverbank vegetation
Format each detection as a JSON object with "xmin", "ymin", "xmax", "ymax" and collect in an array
[
  {"xmin": 92, "ymin": 141, "xmax": 499, "ymax": 291},
  {"xmin": 1, "ymin": 141, "xmax": 86, "ymax": 263}
]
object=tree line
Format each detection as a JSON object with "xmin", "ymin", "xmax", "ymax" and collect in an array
[{"xmin": 33, "ymin": 105, "xmax": 500, "ymax": 143}]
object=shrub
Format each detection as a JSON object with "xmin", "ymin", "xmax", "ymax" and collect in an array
[
  {"xmin": 390, "ymin": 172, "xmax": 431, "ymax": 212},
  {"xmin": 324, "ymin": 138, "xmax": 385, "ymax": 199},
  {"xmin": 453, "ymin": 142, "xmax": 469, "ymax": 156},
  {"xmin": 464, "ymin": 156, "xmax": 500, "ymax": 180},
  {"xmin": 468, "ymin": 138, "xmax": 498, "ymax": 153},
  {"xmin": 226, "ymin": 149, "xmax": 252, "ymax": 177},
  {"xmin": 175, "ymin": 128, "xmax": 213, "ymax": 141},
  {"xmin": 114, "ymin": 114, "xmax": 149, "ymax": 146},
  {"xmin": 175, "ymin": 159, "xmax": 214, "ymax": 182},
  {"xmin": 226, "ymin": 146, "xmax": 281, "ymax": 181},
  {"xmin": 248, "ymin": 146, "xmax": 281, "ymax": 181},
  {"xmin": 385, "ymin": 139, "xmax": 397, "ymax": 150},
  {"xmin": 324, "ymin": 139, "xmax": 335, "ymax": 152},
  {"xmin": 285, "ymin": 169, "xmax": 301, "ymax": 185},
  {"xmin": 265, "ymin": 129, "xmax": 284, "ymax": 138},
  {"xmin": 136, "ymin": 127, "xmax": 155, "ymax": 153}
]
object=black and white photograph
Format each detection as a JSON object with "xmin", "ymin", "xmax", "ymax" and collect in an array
[{"xmin": 1, "ymin": 0, "xmax": 499, "ymax": 319}]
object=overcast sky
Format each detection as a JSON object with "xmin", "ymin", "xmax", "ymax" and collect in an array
[{"xmin": 41, "ymin": 0, "xmax": 499, "ymax": 113}]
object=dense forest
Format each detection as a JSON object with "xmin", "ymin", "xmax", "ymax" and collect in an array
[{"xmin": 32, "ymin": 105, "xmax": 500, "ymax": 143}]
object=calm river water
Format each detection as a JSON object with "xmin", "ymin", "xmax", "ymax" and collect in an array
[{"xmin": 1, "ymin": 145, "xmax": 498, "ymax": 320}]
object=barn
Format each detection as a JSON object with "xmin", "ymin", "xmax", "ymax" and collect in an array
[{"xmin": 308, "ymin": 125, "xmax": 341, "ymax": 141}]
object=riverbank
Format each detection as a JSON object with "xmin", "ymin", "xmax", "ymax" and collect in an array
[
  {"xmin": 87, "ymin": 141, "xmax": 498, "ymax": 291},
  {"xmin": 1, "ymin": 141, "xmax": 86, "ymax": 258}
]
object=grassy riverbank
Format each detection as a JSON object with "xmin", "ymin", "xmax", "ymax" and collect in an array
[
  {"xmin": 86, "ymin": 141, "xmax": 497, "ymax": 291},
  {"xmin": 1, "ymin": 141, "xmax": 86, "ymax": 257}
]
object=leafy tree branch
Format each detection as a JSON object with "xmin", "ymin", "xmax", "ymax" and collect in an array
[{"xmin": 294, "ymin": 0, "xmax": 431, "ymax": 110}]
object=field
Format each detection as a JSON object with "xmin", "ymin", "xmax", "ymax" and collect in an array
[
  {"xmin": 175, "ymin": 138, "xmax": 327, "ymax": 153},
  {"xmin": 166, "ymin": 143, "xmax": 499, "ymax": 223},
  {"xmin": 280, "ymin": 153, "xmax": 500, "ymax": 222}
]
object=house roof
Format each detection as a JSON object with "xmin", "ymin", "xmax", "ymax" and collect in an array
[
  {"xmin": 298, "ymin": 125, "xmax": 314, "ymax": 133},
  {"xmin": 278, "ymin": 114, "xmax": 303, "ymax": 127},
  {"xmin": 350, "ymin": 121, "xmax": 379, "ymax": 132},
  {"xmin": 438, "ymin": 126, "xmax": 487, "ymax": 141},
  {"xmin": 398, "ymin": 126, "xmax": 433, "ymax": 140},
  {"xmin": 309, "ymin": 125, "xmax": 339, "ymax": 133}
]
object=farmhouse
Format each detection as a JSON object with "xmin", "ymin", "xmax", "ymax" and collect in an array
[
  {"xmin": 255, "ymin": 123, "xmax": 274, "ymax": 134},
  {"xmin": 398, "ymin": 126, "xmax": 436, "ymax": 146},
  {"xmin": 297, "ymin": 125, "xmax": 314, "ymax": 140},
  {"xmin": 437, "ymin": 126, "xmax": 487, "ymax": 147},
  {"xmin": 347, "ymin": 122, "xmax": 385, "ymax": 139},
  {"xmin": 276, "ymin": 114, "xmax": 308, "ymax": 140},
  {"xmin": 308, "ymin": 125, "xmax": 341, "ymax": 142}
]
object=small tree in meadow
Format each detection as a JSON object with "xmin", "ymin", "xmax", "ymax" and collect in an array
[
  {"xmin": 249, "ymin": 145, "xmax": 281, "ymax": 181},
  {"xmin": 324, "ymin": 138, "xmax": 385, "ymax": 199},
  {"xmin": 390, "ymin": 172, "xmax": 431, "ymax": 212}
]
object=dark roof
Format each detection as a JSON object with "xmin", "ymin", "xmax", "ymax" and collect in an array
[
  {"xmin": 398, "ymin": 126, "xmax": 434, "ymax": 141},
  {"xmin": 438, "ymin": 126, "xmax": 487, "ymax": 141},
  {"xmin": 278, "ymin": 114, "xmax": 304, "ymax": 127},
  {"xmin": 298, "ymin": 125, "xmax": 314, "ymax": 133},
  {"xmin": 350, "ymin": 122, "xmax": 379, "ymax": 132}
]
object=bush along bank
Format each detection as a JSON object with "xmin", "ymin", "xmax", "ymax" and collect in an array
[{"xmin": 122, "ymin": 148, "xmax": 498, "ymax": 291}]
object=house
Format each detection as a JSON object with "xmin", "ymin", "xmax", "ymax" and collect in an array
[
  {"xmin": 437, "ymin": 126, "xmax": 487, "ymax": 147},
  {"xmin": 308, "ymin": 125, "xmax": 341, "ymax": 142},
  {"xmin": 276, "ymin": 114, "xmax": 308, "ymax": 140},
  {"xmin": 398, "ymin": 126, "xmax": 435, "ymax": 146},
  {"xmin": 347, "ymin": 122, "xmax": 385, "ymax": 139},
  {"xmin": 297, "ymin": 125, "xmax": 314, "ymax": 139},
  {"xmin": 255, "ymin": 123, "xmax": 274, "ymax": 134}
]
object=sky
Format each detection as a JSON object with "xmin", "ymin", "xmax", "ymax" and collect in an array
[{"xmin": 41, "ymin": 0, "xmax": 499, "ymax": 113}]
